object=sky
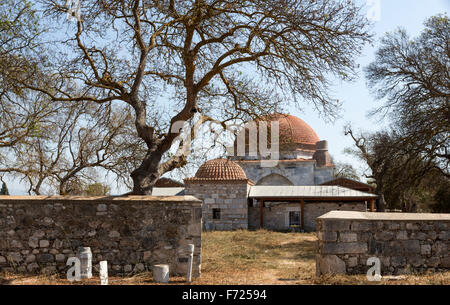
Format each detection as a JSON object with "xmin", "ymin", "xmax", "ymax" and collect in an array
[
  {"xmin": 4, "ymin": 0, "xmax": 449, "ymax": 195},
  {"xmin": 288, "ymin": 0, "xmax": 449, "ymax": 178}
]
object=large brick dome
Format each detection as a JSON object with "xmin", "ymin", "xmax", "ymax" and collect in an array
[
  {"xmin": 233, "ymin": 113, "xmax": 320, "ymax": 156},
  {"xmin": 185, "ymin": 158, "xmax": 248, "ymax": 182},
  {"xmin": 256, "ymin": 113, "xmax": 320, "ymax": 145}
]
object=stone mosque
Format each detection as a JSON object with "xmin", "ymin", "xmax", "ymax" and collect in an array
[
  {"xmin": 158, "ymin": 113, "xmax": 377, "ymax": 232},
  {"xmin": 231, "ymin": 113, "xmax": 335, "ymax": 186}
]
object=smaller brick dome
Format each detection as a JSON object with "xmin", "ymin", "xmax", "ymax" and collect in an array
[{"xmin": 185, "ymin": 158, "xmax": 248, "ymax": 182}]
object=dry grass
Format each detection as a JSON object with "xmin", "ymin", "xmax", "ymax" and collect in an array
[{"xmin": 1, "ymin": 230, "xmax": 449, "ymax": 285}]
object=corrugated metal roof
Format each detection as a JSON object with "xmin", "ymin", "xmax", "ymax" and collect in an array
[
  {"xmin": 151, "ymin": 187, "xmax": 185, "ymax": 196},
  {"xmin": 248, "ymin": 185, "xmax": 377, "ymax": 199}
]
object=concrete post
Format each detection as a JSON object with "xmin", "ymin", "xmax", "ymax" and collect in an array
[
  {"xmin": 153, "ymin": 264, "xmax": 170, "ymax": 283},
  {"xmin": 186, "ymin": 244, "xmax": 195, "ymax": 283},
  {"xmin": 99, "ymin": 261, "xmax": 108, "ymax": 285}
]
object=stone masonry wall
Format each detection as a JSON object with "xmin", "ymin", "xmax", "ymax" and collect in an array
[
  {"xmin": 237, "ymin": 161, "xmax": 318, "ymax": 186},
  {"xmin": 0, "ymin": 196, "xmax": 202, "ymax": 277},
  {"xmin": 248, "ymin": 202, "xmax": 366, "ymax": 232},
  {"xmin": 304, "ymin": 202, "xmax": 366, "ymax": 232},
  {"xmin": 185, "ymin": 182, "xmax": 249, "ymax": 231},
  {"xmin": 316, "ymin": 211, "xmax": 450, "ymax": 276}
]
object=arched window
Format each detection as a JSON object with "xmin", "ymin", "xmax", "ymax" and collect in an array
[{"xmin": 256, "ymin": 174, "xmax": 293, "ymax": 186}]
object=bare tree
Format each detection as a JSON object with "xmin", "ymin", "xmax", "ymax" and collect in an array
[
  {"xmin": 333, "ymin": 161, "xmax": 360, "ymax": 181},
  {"xmin": 345, "ymin": 125, "xmax": 447, "ymax": 212},
  {"xmin": 1, "ymin": 102, "xmax": 145, "ymax": 195},
  {"xmin": 0, "ymin": 0, "xmax": 50, "ymax": 149},
  {"xmin": 19, "ymin": 0, "xmax": 372, "ymax": 194},
  {"xmin": 365, "ymin": 14, "xmax": 449, "ymax": 178}
]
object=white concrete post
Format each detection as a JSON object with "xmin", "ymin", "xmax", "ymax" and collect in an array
[
  {"xmin": 99, "ymin": 261, "xmax": 108, "ymax": 285},
  {"xmin": 186, "ymin": 244, "xmax": 195, "ymax": 283},
  {"xmin": 153, "ymin": 264, "xmax": 170, "ymax": 283}
]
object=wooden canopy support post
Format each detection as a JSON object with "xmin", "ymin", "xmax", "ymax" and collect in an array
[
  {"xmin": 301, "ymin": 199, "xmax": 305, "ymax": 231},
  {"xmin": 259, "ymin": 200, "xmax": 264, "ymax": 229},
  {"xmin": 370, "ymin": 199, "xmax": 375, "ymax": 212}
]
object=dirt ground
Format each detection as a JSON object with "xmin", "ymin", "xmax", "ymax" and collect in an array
[{"xmin": 1, "ymin": 230, "xmax": 449, "ymax": 285}]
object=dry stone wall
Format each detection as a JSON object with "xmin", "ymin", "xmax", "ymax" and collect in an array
[
  {"xmin": 316, "ymin": 211, "xmax": 450, "ymax": 276},
  {"xmin": 0, "ymin": 196, "xmax": 202, "ymax": 277}
]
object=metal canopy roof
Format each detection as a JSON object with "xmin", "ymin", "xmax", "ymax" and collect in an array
[
  {"xmin": 248, "ymin": 185, "xmax": 377, "ymax": 199},
  {"xmin": 151, "ymin": 187, "xmax": 185, "ymax": 196}
]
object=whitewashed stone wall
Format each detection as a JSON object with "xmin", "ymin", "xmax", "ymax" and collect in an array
[
  {"xmin": 236, "ymin": 160, "xmax": 334, "ymax": 186},
  {"xmin": 0, "ymin": 196, "xmax": 202, "ymax": 277},
  {"xmin": 185, "ymin": 182, "xmax": 250, "ymax": 231},
  {"xmin": 316, "ymin": 211, "xmax": 450, "ymax": 276}
]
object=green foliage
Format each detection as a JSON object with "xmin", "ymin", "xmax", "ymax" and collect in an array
[
  {"xmin": 84, "ymin": 183, "xmax": 111, "ymax": 196},
  {"xmin": 0, "ymin": 181, "xmax": 9, "ymax": 195},
  {"xmin": 333, "ymin": 162, "xmax": 360, "ymax": 181},
  {"xmin": 429, "ymin": 181, "xmax": 450, "ymax": 213}
]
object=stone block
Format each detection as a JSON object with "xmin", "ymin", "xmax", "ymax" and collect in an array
[
  {"xmin": 347, "ymin": 257, "xmax": 358, "ymax": 268},
  {"xmin": 410, "ymin": 232, "xmax": 427, "ymax": 240},
  {"xmin": 406, "ymin": 223, "xmax": 420, "ymax": 230},
  {"xmin": 401, "ymin": 240, "xmax": 421, "ymax": 254},
  {"xmin": 427, "ymin": 231, "xmax": 437, "ymax": 240},
  {"xmin": 55, "ymin": 254, "xmax": 65, "ymax": 262},
  {"xmin": 432, "ymin": 241, "xmax": 448, "ymax": 256},
  {"xmin": 124, "ymin": 264, "xmax": 132, "ymax": 272},
  {"xmin": 8, "ymin": 252, "xmax": 22, "ymax": 263},
  {"xmin": 322, "ymin": 242, "xmax": 368, "ymax": 254},
  {"xmin": 421, "ymin": 244, "xmax": 431, "ymax": 256},
  {"xmin": 97, "ymin": 204, "xmax": 107, "ymax": 212},
  {"xmin": 316, "ymin": 254, "xmax": 346, "ymax": 276},
  {"xmin": 426, "ymin": 257, "xmax": 440, "ymax": 267},
  {"xmin": 25, "ymin": 254, "xmax": 36, "ymax": 263},
  {"xmin": 407, "ymin": 256, "xmax": 424, "ymax": 267},
  {"xmin": 374, "ymin": 231, "xmax": 395, "ymax": 241},
  {"xmin": 396, "ymin": 231, "xmax": 408, "ymax": 240},
  {"xmin": 440, "ymin": 257, "xmax": 450, "ymax": 268},
  {"xmin": 350, "ymin": 222, "xmax": 374, "ymax": 232},
  {"xmin": 438, "ymin": 231, "xmax": 450, "ymax": 240},
  {"xmin": 380, "ymin": 256, "xmax": 390, "ymax": 268},
  {"xmin": 391, "ymin": 256, "xmax": 406, "ymax": 267},
  {"xmin": 323, "ymin": 220, "xmax": 351, "ymax": 232},
  {"xmin": 134, "ymin": 263, "xmax": 145, "ymax": 272},
  {"xmin": 32, "ymin": 230, "xmax": 45, "ymax": 238},
  {"xmin": 368, "ymin": 239, "xmax": 385, "ymax": 255},
  {"xmin": 37, "ymin": 253, "xmax": 54, "ymax": 263},
  {"xmin": 204, "ymin": 198, "xmax": 215, "ymax": 204},
  {"xmin": 383, "ymin": 241, "xmax": 404, "ymax": 256},
  {"xmin": 387, "ymin": 222, "xmax": 400, "ymax": 230},
  {"xmin": 39, "ymin": 240, "xmax": 50, "ymax": 248},
  {"xmin": 108, "ymin": 231, "xmax": 121, "ymax": 239},
  {"xmin": 10, "ymin": 240, "xmax": 23, "ymax": 248},
  {"xmin": 318, "ymin": 231, "xmax": 337, "ymax": 242},
  {"xmin": 339, "ymin": 233, "xmax": 358, "ymax": 242},
  {"xmin": 27, "ymin": 263, "xmax": 39, "ymax": 272}
]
